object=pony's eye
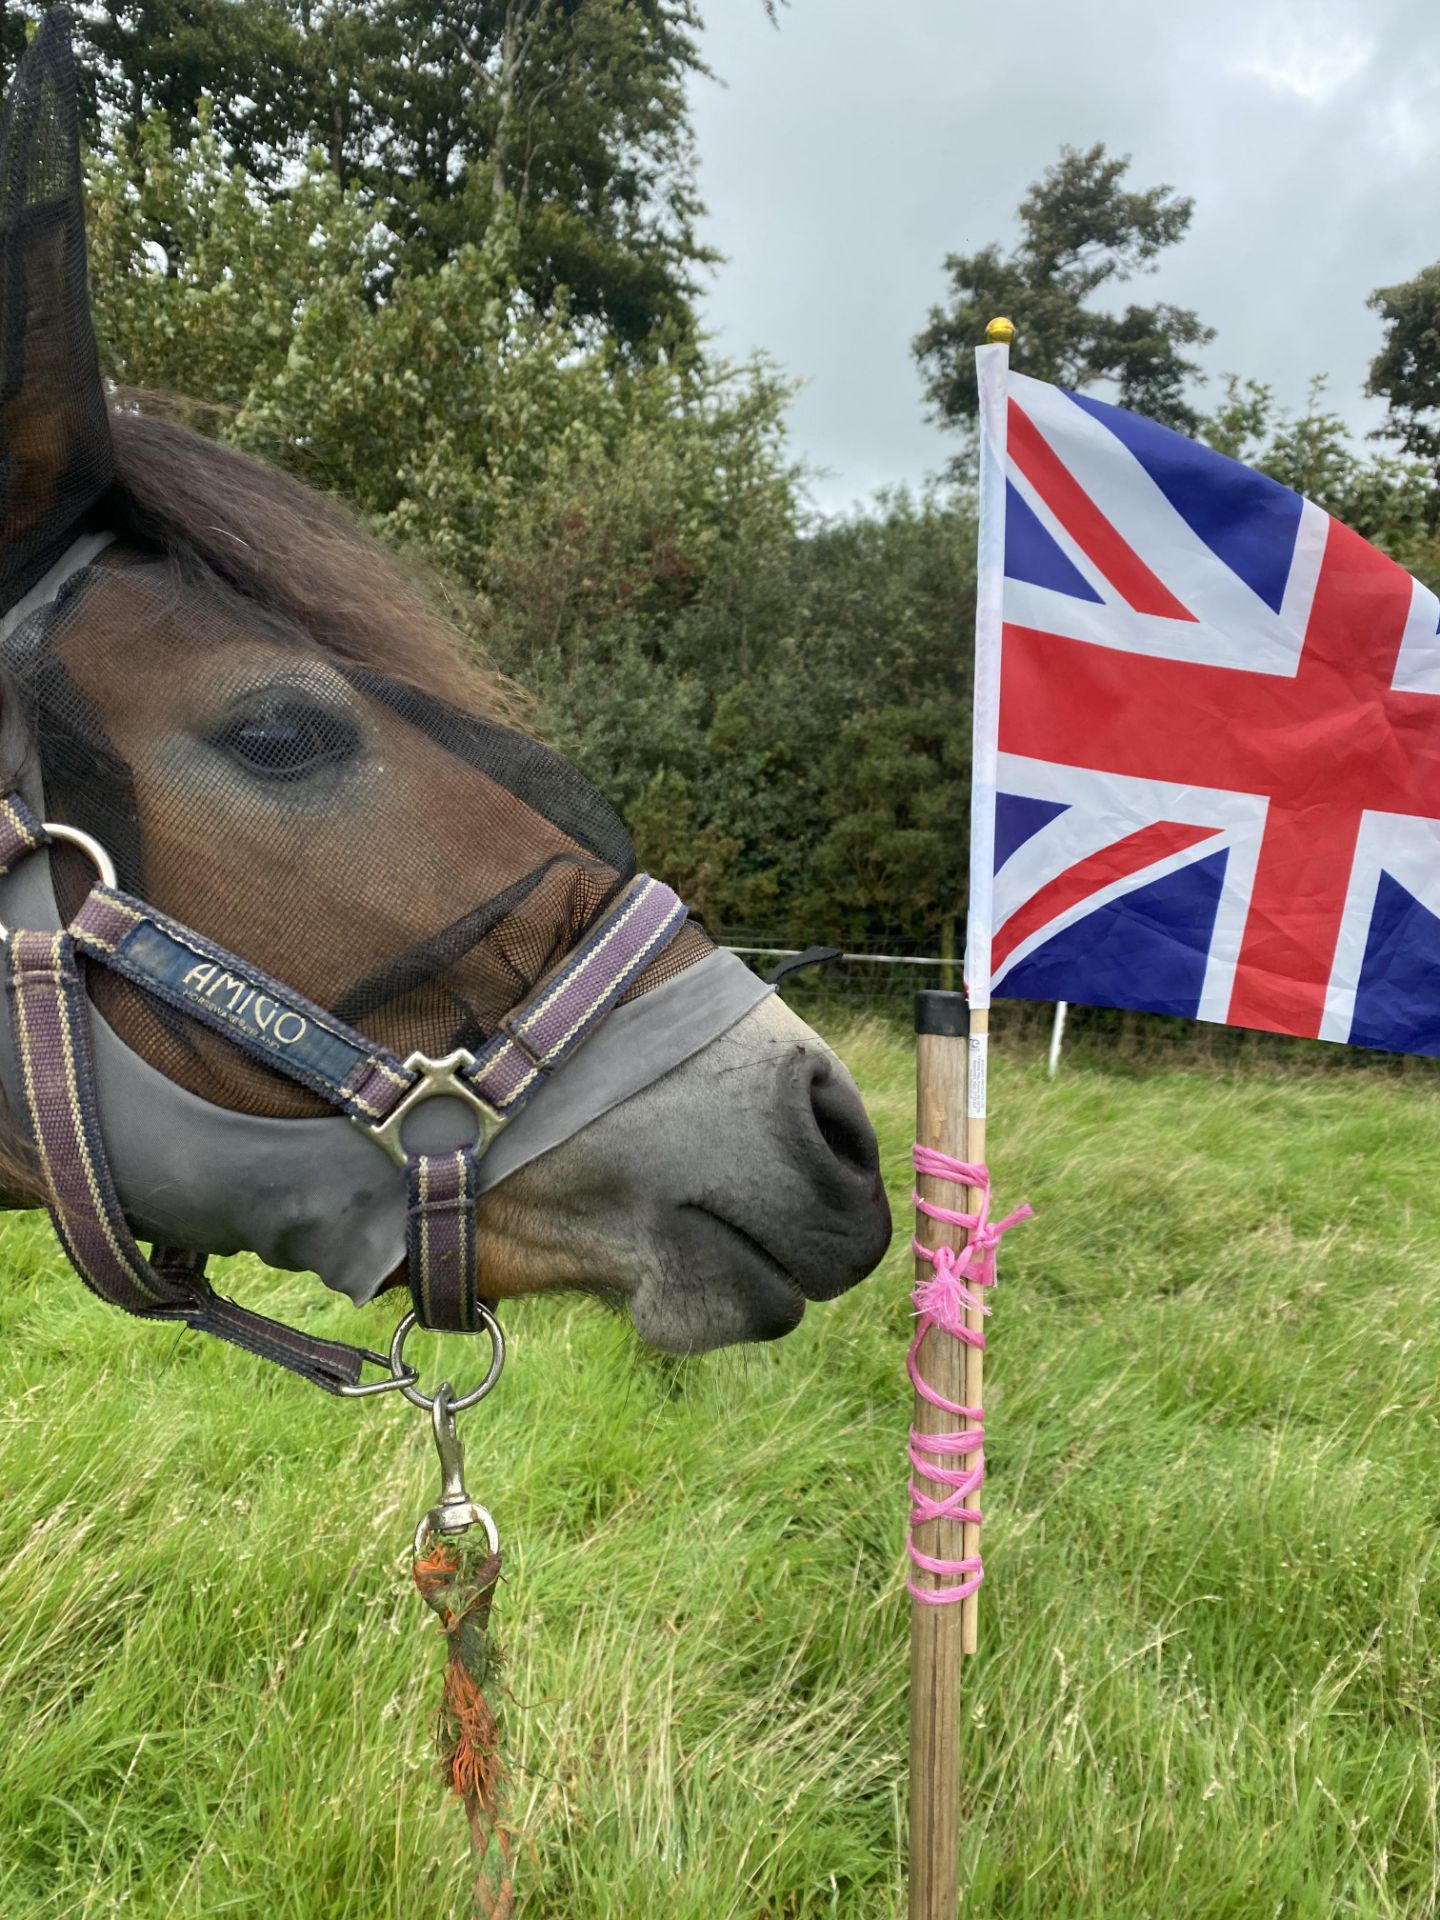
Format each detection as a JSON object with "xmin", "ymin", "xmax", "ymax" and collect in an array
[{"xmin": 211, "ymin": 698, "xmax": 361, "ymax": 782}]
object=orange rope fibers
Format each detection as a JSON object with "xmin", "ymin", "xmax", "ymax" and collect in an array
[{"xmin": 413, "ymin": 1536, "xmax": 515, "ymax": 1920}]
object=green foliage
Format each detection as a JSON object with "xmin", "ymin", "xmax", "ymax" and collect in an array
[
  {"xmin": 87, "ymin": 108, "xmax": 381, "ymax": 423},
  {"xmin": 473, "ymin": 352, "xmax": 800, "ymax": 677},
  {"xmin": 66, "ymin": 0, "xmax": 711, "ymax": 349},
  {"xmin": 1202, "ymin": 375, "xmax": 1440, "ymax": 584},
  {"xmin": 811, "ymin": 705, "xmax": 967, "ymax": 942},
  {"xmin": 915, "ymin": 144, "xmax": 1214, "ymax": 439},
  {"xmin": 625, "ymin": 766, "xmax": 771, "ymax": 926},
  {"xmin": 697, "ymin": 494, "xmax": 977, "ymax": 945},
  {"xmin": 544, "ymin": 488, "xmax": 978, "ymax": 949},
  {"xmin": 0, "ymin": 8, "xmax": 32, "ymax": 95},
  {"xmin": 516, "ymin": 488, "xmax": 979, "ymax": 950},
  {"xmin": 2, "ymin": 1027, "xmax": 1440, "ymax": 1915},
  {"xmin": 1368, "ymin": 260, "xmax": 1440, "ymax": 484},
  {"xmin": 86, "ymin": 107, "xmax": 786, "ymax": 596}
]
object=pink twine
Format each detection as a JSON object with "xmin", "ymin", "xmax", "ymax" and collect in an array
[{"xmin": 907, "ymin": 1145, "xmax": 1031, "ymax": 1607}]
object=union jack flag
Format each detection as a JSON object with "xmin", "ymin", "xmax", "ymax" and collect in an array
[{"xmin": 967, "ymin": 353, "xmax": 1440, "ymax": 1055}]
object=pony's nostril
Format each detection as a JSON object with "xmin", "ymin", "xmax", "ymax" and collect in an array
[{"xmin": 807, "ymin": 1061, "xmax": 880, "ymax": 1180}]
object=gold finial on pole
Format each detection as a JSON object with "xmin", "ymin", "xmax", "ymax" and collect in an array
[{"xmin": 985, "ymin": 316, "xmax": 1015, "ymax": 345}]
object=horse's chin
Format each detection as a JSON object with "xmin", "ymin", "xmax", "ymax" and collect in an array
[
  {"xmin": 626, "ymin": 1262, "xmax": 807, "ymax": 1354},
  {"xmin": 622, "ymin": 1202, "xmax": 811, "ymax": 1351},
  {"xmin": 476, "ymin": 1188, "xmax": 820, "ymax": 1353},
  {"xmin": 484, "ymin": 1245, "xmax": 810, "ymax": 1354}
]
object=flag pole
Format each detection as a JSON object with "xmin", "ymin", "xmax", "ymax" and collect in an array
[
  {"xmin": 1047, "ymin": 1001, "xmax": 1068, "ymax": 1079},
  {"xmin": 907, "ymin": 316, "xmax": 1014, "ymax": 1919},
  {"xmin": 959, "ymin": 314, "xmax": 1012, "ymax": 1657}
]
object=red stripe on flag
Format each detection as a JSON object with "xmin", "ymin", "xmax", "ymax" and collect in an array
[
  {"xmin": 991, "ymin": 820, "xmax": 1222, "ymax": 974},
  {"xmin": 1223, "ymin": 517, "xmax": 1418, "ymax": 1037},
  {"xmin": 1007, "ymin": 402, "xmax": 1197, "ymax": 622}
]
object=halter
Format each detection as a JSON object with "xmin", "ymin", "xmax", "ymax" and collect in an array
[
  {"xmin": 0, "ymin": 538, "xmax": 726, "ymax": 1393},
  {"xmin": 0, "ymin": 791, "xmax": 687, "ymax": 1388}
]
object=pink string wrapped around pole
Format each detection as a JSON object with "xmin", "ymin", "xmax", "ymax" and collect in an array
[{"xmin": 906, "ymin": 1146, "xmax": 1030, "ymax": 1606}]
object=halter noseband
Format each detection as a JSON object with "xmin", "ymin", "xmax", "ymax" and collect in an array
[{"xmin": 0, "ymin": 788, "xmax": 687, "ymax": 1389}]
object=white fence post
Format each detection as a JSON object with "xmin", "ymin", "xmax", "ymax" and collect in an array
[{"xmin": 1047, "ymin": 1001, "xmax": 1068, "ymax": 1079}]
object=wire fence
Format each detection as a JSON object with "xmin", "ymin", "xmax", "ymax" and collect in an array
[{"xmin": 722, "ymin": 932, "xmax": 1440, "ymax": 1081}]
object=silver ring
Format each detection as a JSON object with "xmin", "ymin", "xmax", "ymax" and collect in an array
[
  {"xmin": 44, "ymin": 822, "xmax": 118, "ymax": 891},
  {"xmin": 0, "ymin": 822, "xmax": 118, "ymax": 941},
  {"xmin": 389, "ymin": 1305, "xmax": 505, "ymax": 1412}
]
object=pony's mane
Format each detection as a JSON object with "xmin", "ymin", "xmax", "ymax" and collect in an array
[{"xmin": 106, "ymin": 408, "xmax": 522, "ymax": 722}]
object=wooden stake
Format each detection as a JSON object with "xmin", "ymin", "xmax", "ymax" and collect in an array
[{"xmin": 910, "ymin": 989, "xmax": 971, "ymax": 1920}]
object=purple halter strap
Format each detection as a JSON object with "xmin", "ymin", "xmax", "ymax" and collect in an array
[{"xmin": 0, "ymin": 792, "xmax": 688, "ymax": 1388}]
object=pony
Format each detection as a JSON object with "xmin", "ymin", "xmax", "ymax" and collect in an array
[{"xmin": 0, "ymin": 13, "xmax": 890, "ymax": 1364}]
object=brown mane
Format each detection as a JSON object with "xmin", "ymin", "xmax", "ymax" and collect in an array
[{"xmin": 106, "ymin": 407, "xmax": 525, "ymax": 724}]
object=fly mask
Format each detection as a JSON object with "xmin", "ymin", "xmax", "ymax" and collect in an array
[
  {"xmin": 0, "ymin": 12, "xmax": 772, "ymax": 1392},
  {"xmin": 0, "ymin": 536, "xmax": 772, "ymax": 1391}
]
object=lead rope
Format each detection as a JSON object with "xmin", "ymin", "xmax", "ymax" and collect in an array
[
  {"xmin": 404, "ymin": 1329, "xmax": 515, "ymax": 1920},
  {"xmin": 413, "ymin": 1528, "xmax": 514, "ymax": 1920},
  {"xmin": 907, "ymin": 1146, "xmax": 1031, "ymax": 1603}
]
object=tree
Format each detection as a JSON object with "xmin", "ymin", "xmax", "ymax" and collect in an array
[
  {"xmin": 49, "ymin": 0, "xmax": 714, "ymax": 351},
  {"xmin": 85, "ymin": 102, "xmax": 791, "ymax": 583},
  {"xmin": 0, "ymin": 10, "xmax": 32, "ymax": 94},
  {"xmin": 75, "ymin": 1, "xmax": 290, "ymax": 171},
  {"xmin": 1368, "ymin": 262, "xmax": 1440, "ymax": 487},
  {"xmin": 1202, "ymin": 375, "xmax": 1440, "ymax": 587},
  {"xmin": 86, "ymin": 108, "xmax": 381, "ymax": 430},
  {"xmin": 810, "ymin": 704, "xmax": 969, "ymax": 948},
  {"xmin": 914, "ymin": 143, "xmax": 1213, "ymax": 438},
  {"xmin": 625, "ymin": 767, "xmax": 774, "ymax": 926},
  {"xmin": 84, "ymin": 93, "xmax": 823, "ymax": 937},
  {"xmin": 637, "ymin": 490, "xmax": 978, "ymax": 945}
]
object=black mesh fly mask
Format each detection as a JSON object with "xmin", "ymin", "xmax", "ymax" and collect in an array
[{"xmin": 0, "ymin": 537, "xmax": 770, "ymax": 1390}]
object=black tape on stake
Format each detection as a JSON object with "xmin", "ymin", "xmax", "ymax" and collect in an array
[{"xmin": 914, "ymin": 990, "xmax": 970, "ymax": 1038}]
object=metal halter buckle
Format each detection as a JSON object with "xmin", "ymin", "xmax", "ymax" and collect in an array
[{"xmin": 361, "ymin": 1047, "xmax": 508, "ymax": 1169}]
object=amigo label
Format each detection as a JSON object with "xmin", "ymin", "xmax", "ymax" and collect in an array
[
  {"xmin": 107, "ymin": 918, "xmax": 375, "ymax": 1100},
  {"xmin": 180, "ymin": 963, "xmax": 309, "ymax": 1046}
]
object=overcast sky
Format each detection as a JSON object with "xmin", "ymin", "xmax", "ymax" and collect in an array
[{"xmin": 689, "ymin": 0, "xmax": 1440, "ymax": 516}]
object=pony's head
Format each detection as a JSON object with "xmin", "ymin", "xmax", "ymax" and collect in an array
[{"xmin": 0, "ymin": 16, "xmax": 890, "ymax": 1356}]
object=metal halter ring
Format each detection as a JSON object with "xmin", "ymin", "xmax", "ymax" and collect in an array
[
  {"xmin": 0, "ymin": 821, "xmax": 118, "ymax": 941},
  {"xmin": 388, "ymin": 1304, "xmax": 506, "ymax": 1412}
]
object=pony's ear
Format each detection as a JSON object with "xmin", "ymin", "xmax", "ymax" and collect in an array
[{"xmin": 0, "ymin": 10, "xmax": 111, "ymax": 609}]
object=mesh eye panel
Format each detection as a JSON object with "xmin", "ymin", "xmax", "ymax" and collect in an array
[{"xmin": 4, "ymin": 555, "xmax": 707, "ymax": 1118}]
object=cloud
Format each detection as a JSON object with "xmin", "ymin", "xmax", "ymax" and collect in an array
[
  {"xmin": 1236, "ymin": 27, "xmax": 1374, "ymax": 105},
  {"xmin": 691, "ymin": 0, "xmax": 1440, "ymax": 515}
]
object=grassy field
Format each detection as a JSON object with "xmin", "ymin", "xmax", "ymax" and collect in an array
[{"xmin": 2, "ymin": 1020, "xmax": 1440, "ymax": 1918}]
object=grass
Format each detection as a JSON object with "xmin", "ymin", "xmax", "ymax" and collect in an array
[{"xmin": 2, "ymin": 1019, "xmax": 1440, "ymax": 1917}]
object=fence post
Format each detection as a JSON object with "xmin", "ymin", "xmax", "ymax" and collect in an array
[{"xmin": 1047, "ymin": 1001, "xmax": 1068, "ymax": 1078}]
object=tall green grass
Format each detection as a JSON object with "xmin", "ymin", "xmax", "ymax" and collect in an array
[{"xmin": 1, "ymin": 1021, "xmax": 1438, "ymax": 1917}]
